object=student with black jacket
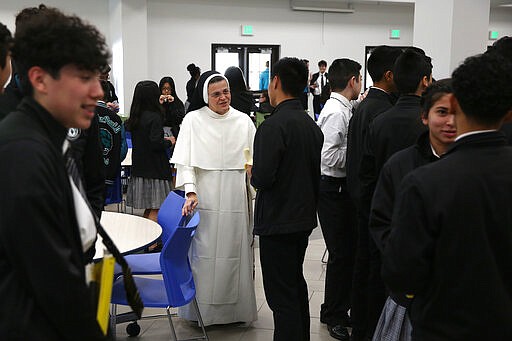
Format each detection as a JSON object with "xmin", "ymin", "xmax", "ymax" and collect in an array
[
  {"xmin": 252, "ymin": 57, "xmax": 323, "ymax": 341},
  {"xmin": 358, "ymin": 48, "xmax": 432, "ymax": 339},
  {"xmin": 345, "ymin": 45, "xmax": 402, "ymax": 341},
  {"xmin": 382, "ymin": 52, "xmax": 512, "ymax": 341},
  {"xmin": 0, "ymin": 7, "xmax": 109, "ymax": 339},
  {"xmin": 370, "ymin": 79, "xmax": 455, "ymax": 340}
]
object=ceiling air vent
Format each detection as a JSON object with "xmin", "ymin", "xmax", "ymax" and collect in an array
[{"xmin": 291, "ymin": 0, "xmax": 355, "ymax": 13}]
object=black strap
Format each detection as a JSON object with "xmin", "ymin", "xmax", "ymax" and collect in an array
[{"xmin": 65, "ymin": 146, "xmax": 144, "ymax": 319}]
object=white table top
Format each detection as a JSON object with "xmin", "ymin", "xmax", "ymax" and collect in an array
[
  {"xmin": 94, "ymin": 211, "xmax": 162, "ymax": 260},
  {"xmin": 121, "ymin": 148, "xmax": 173, "ymax": 167}
]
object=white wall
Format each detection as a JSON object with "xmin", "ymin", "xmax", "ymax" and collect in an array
[
  {"xmin": 0, "ymin": 1, "xmax": 110, "ymax": 44},
  {"xmin": 1, "ymin": 0, "xmax": 511, "ymax": 113},
  {"xmin": 146, "ymin": 0, "xmax": 415, "ymax": 100},
  {"xmin": 489, "ymin": 7, "xmax": 512, "ymax": 42}
]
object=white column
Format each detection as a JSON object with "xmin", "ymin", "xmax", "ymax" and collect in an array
[
  {"xmin": 413, "ymin": 0, "xmax": 490, "ymax": 79},
  {"xmin": 108, "ymin": 0, "xmax": 148, "ymax": 116}
]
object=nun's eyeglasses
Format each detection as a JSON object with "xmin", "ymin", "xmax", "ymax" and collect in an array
[{"xmin": 209, "ymin": 89, "xmax": 230, "ymax": 99}]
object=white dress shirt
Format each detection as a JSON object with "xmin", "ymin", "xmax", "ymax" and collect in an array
[
  {"xmin": 313, "ymin": 72, "xmax": 328, "ymax": 96},
  {"xmin": 317, "ymin": 92, "xmax": 353, "ymax": 178}
]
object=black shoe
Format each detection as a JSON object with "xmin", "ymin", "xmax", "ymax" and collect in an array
[
  {"xmin": 349, "ymin": 329, "xmax": 366, "ymax": 341},
  {"xmin": 327, "ymin": 325, "xmax": 350, "ymax": 341}
]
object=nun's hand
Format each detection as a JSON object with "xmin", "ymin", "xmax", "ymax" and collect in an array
[{"xmin": 183, "ymin": 192, "xmax": 198, "ymax": 216}]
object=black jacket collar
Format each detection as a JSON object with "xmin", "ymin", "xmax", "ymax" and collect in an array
[
  {"xmin": 272, "ymin": 98, "xmax": 304, "ymax": 114},
  {"xmin": 445, "ymin": 130, "xmax": 507, "ymax": 156},
  {"xmin": 415, "ymin": 130, "xmax": 438, "ymax": 162},
  {"xmin": 17, "ymin": 97, "xmax": 69, "ymax": 150},
  {"xmin": 395, "ymin": 94, "xmax": 421, "ymax": 108}
]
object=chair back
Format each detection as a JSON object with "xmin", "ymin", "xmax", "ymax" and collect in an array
[
  {"xmin": 157, "ymin": 191, "xmax": 186, "ymax": 243},
  {"xmin": 255, "ymin": 111, "xmax": 271, "ymax": 128},
  {"xmin": 104, "ymin": 172, "xmax": 123, "ymax": 205},
  {"xmin": 125, "ymin": 131, "xmax": 132, "ymax": 148},
  {"xmin": 159, "ymin": 211, "xmax": 200, "ymax": 307}
]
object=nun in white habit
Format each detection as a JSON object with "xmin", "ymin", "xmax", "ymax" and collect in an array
[{"xmin": 171, "ymin": 71, "xmax": 257, "ymax": 325}]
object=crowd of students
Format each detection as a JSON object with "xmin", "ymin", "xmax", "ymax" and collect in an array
[
  {"xmin": 312, "ymin": 41, "xmax": 512, "ymax": 341},
  {"xmin": 0, "ymin": 4, "xmax": 511, "ymax": 341}
]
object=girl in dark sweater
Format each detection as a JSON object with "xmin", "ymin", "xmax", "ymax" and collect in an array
[
  {"xmin": 159, "ymin": 76, "xmax": 184, "ymax": 138},
  {"xmin": 125, "ymin": 80, "xmax": 173, "ymax": 223}
]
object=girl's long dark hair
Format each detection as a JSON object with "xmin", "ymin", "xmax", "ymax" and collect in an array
[
  {"xmin": 125, "ymin": 80, "xmax": 163, "ymax": 131},
  {"xmin": 159, "ymin": 76, "xmax": 182, "ymax": 102}
]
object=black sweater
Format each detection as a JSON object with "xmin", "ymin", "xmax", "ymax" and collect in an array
[
  {"xmin": 0, "ymin": 97, "xmax": 105, "ymax": 340},
  {"xmin": 130, "ymin": 110, "xmax": 172, "ymax": 180},
  {"xmin": 252, "ymin": 99, "xmax": 323, "ymax": 235},
  {"xmin": 369, "ymin": 131, "xmax": 437, "ymax": 253},
  {"xmin": 346, "ymin": 87, "xmax": 394, "ymax": 204},
  {"xmin": 383, "ymin": 132, "xmax": 512, "ymax": 340},
  {"xmin": 359, "ymin": 94, "xmax": 427, "ymax": 216}
]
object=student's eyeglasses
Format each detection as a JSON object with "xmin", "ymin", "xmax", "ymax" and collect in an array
[{"xmin": 209, "ymin": 89, "xmax": 230, "ymax": 99}]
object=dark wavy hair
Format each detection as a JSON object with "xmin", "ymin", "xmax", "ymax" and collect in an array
[
  {"xmin": 452, "ymin": 53, "xmax": 512, "ymax": 125},
  {"xmin": 125, "ymin": 80, "xmax": 163, "ymax": 131},
  {"xmin": 420, "ymin": 78, "xmax": 452, "ymax": 118},
  {"xmin": 11, "ymin": 6, "xmax": 110, "ymax": 96},
  {"xmin": 0, "ymin": 23, "xmax": 12, "ymax": 70},
  {"xmin": 486, "ymin": 36, "xmax": 512, "ymax": 61},
  {"xmin": 15, "ymin": 4, "xmax": 48, "ymax": 29}
]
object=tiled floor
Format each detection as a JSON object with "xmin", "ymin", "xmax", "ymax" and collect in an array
[{"xmin": 107, "ymin": 204, "xmax": 335, "ymax": 340}]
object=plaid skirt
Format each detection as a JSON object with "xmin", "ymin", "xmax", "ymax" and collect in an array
[
  {"xmin": 372, "ymin": 296, "xmax": 412, "ymax": 341},
  {"xmin": 126, "ymin": 176, "xmax": 172, "ymax": 209}
]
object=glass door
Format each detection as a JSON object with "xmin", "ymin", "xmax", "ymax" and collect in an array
[
  {"xmin": 248, "ymin": 48, "xmax": 271, "ymax": 91},
  {"xmin": 212, "ymin": 44, "xmax": 280, "ymax": 92},
  {"xmin": 213, "ymin": 46, "xmax": 242, "ymax": 74}
]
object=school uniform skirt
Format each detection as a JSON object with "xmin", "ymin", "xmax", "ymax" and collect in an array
[
  {"xmin": 126, "ymin": 176, "xmax": 172, "ymax": 209},
  {"xmin": 372, "ymin": 296, "xmax": 413, "ymax": 341}
]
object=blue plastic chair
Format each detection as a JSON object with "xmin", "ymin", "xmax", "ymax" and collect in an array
[
  {"xmin": 125, "ymin": 131, "xmax": 132, "ymax": 148},
  {"xmin": 111, "ymin": 211, "xmax": 208, "ymax": 341},
  {"xmin": 104, "ymin": 172, "xmax": 123, "ymax": 211},
  {"xmin": 113, "ymin": 191, "xmax": 186, "ymax": 276}
]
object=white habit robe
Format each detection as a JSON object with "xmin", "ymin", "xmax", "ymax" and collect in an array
[{"xmin": 171, "ymin": 105, "xmax": 257, "ymax": 325}]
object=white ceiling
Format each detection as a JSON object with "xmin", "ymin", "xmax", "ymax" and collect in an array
[{"xmin": 313, "ymin": 0, "xmax": 512, "ymax": 8}]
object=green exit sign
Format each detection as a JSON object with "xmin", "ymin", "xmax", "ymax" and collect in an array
[
  {"xmin": 241, "ymin": 25, "xmax": 253, "ymax": 36},
  {"xmin": 390, "ymin": 29, "xmax": 400, "ymax": 39},
  {"xmin": 489, "ymin": 30, "xmax": 499, "ymax": 40}
]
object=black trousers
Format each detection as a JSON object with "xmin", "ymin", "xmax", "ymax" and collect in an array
[
  {"xmin": 313, "ymin": 94, "xmax": 321, "ymax": 118},
  {"xmin": 350, "ymin": 207, "xmax": 387, "ymax": 340},
  {"xmin": 317, "ymin": 176, "xmax": 356, "ymax": 326},
  {"xmin": 259, "ymin": 230, "xmax": 312, "ymax": 341}
]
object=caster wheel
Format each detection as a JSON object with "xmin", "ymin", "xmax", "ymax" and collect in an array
[{"xmin": 126, "ymin": 322, "xmax": 141, "ymax": 337}]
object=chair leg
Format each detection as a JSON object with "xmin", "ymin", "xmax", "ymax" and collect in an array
[
  {"xmin": 192, "ymin": 298, "xmax": 209, "ymax": 340},
  {"xmin": 166, "ymin": 307, "xmax": 178, "ymax": 341},
  {"xmin": 110, "ymin": 304, "xmax": 117, "ymax": 339}
]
